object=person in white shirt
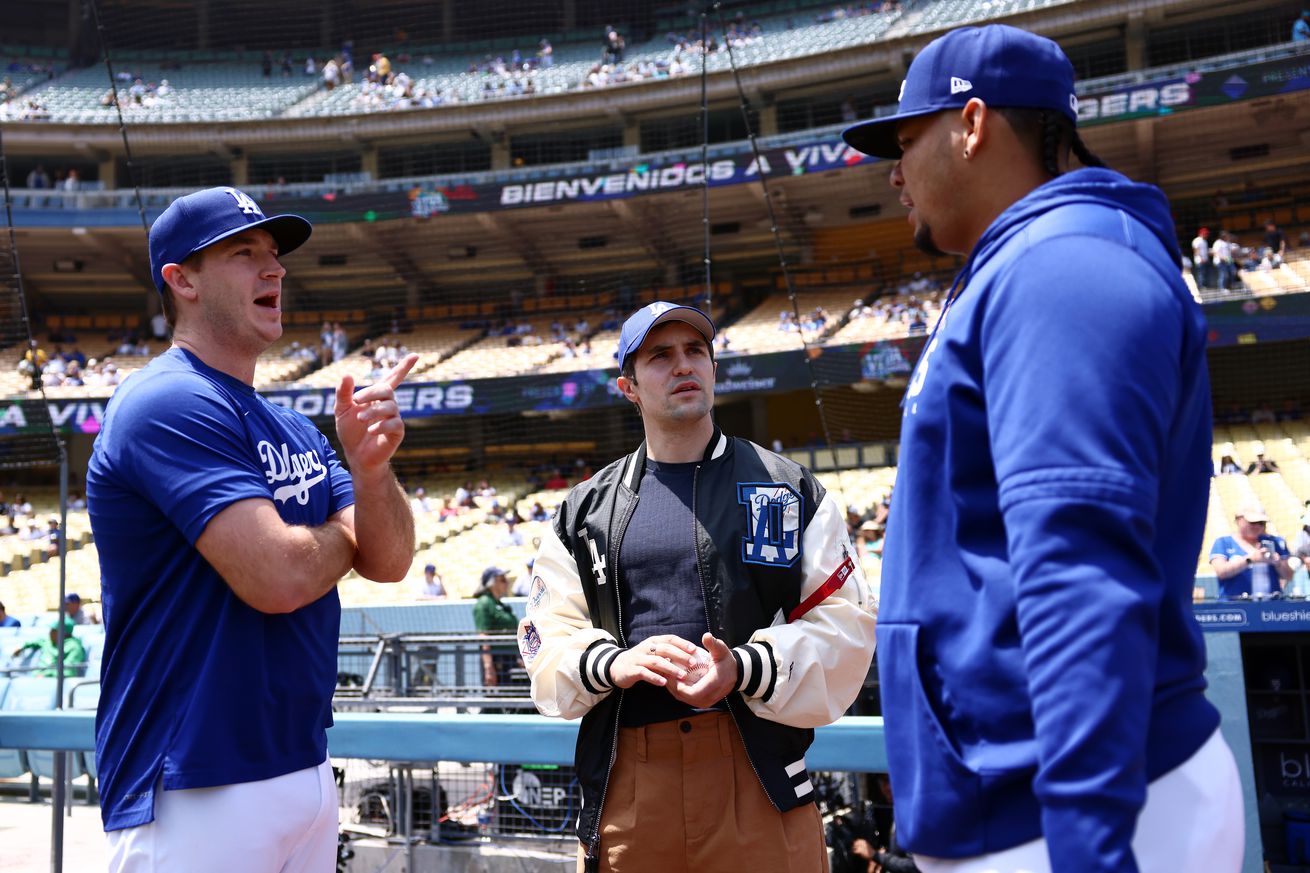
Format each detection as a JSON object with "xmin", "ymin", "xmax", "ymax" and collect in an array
[
  {"xmin": 1212, "ymin": 231, "xmax": 1236, "ymax": 291},
  {"xmin": 1190, "ymin": 228, "xmax": 1213, "ymax": 289},
  {"xmin": 418, "ymin": 564, "xmax": 445, "ymax": 599}
]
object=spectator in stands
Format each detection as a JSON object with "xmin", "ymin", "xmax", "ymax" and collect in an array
[
  {"xmin": 520, "ymin": 301, "xmax": 875, "ymax": 869},
  {"xmin": 62, "ymin": 592, "xmax": 87, "ymax": 625},
  {"xmin": 1190, "ymin": 227, "xmax": 1213, "ymax": 289},
  {"xmin": 603, "ymin": 26, "xmax": 626, "ymax": 64},
  {"xmin": 410, "ymin": 486, "xmax": 434, "ymax": 514},
  {"xmin": 304, "ymin": 57, "xmax": 317, "ymax": 77},
  {"xmin": 455, "ymin": 480, "xmax": 474, "ymax": 507},
  {"xmin": 1213, "ymin": 230, "xmax": 1237, "ymax": 290},
  {"xmin": 842, "ymin": 23, "xmax": 1239, "ymax": 872},
  {"xmin": 1247, "ymin": 442, "xmax": 1281, "ymax": 474},
  {"xmin": 473, "ymin": 566, "xmax": 518, "ymax": 691},
  {"xmin": 12, "ymin": 616, "xmax": 85, "ymax": 678},
  {"xmin": 0, "ymin": 600, "xmax": 19, "ymax": 627},
  {"xmin": 1263, "ymin": 221, "xmax": 1287, "ymax": 267},
  {"xmin": 1293, "ymin": 513, "xmax": 1310, "ymax": 596},
  {"xmin": 539, "ymin": 39, "xmax": 554, "ymax": 68},
  {"xmin": 529, "ymin": 501, "xmax": 549, "ymax": 522},
  {"xmin": 332, "ymin": 322, "xmax": 349, "ymax": 361},
  {"xmin": 261, "ymin": 50, "xmax": 273, "ymax": 77},
  {"xmin": 543, "ymin": 469, "xmax": 568, "ymax": 490},
  {"xmin": 1294, "ymin": 10, "xmax": 1310, "ymax": 42},
  {"xmin": 857, "ymin": 520, "xmax": 885, "ymax": 560},
  {"xmin": 1294, "ymin": 511, "xmax": 1310, "ymax": 561},
  {"xmin": 1211, "ymin": 502, "xmax": 1293, "ymax": 598},
  {"xmin": 322, "ymin": 57, "xmax": 340, "ymax": 91},
  {"xmin": 1217, "ymin": 443, "xmax": 1243, "ymax": 475},
  {"xmin": 150, "ymin": 310, "xmax": 169, "ymax": 341},
  {"xmin": 87, "ymin": 187, "xmax": 417, "ymax": 869},
  {"xmin": 45, "ymin": 516, "xmax": 61, "ymax": 558},
  {"xmin": 438, "ymin": 497, "xmax": 459, "ymax": 520},
  {"xmin": 496, "ymin": 517, "xmax": 525, "ymax": 549},
  {"xmin": 18, "ymin": 341, "xmax": 46, "ymax": 389},
  {"xmin": 418, "ymin": 563, "xmax": 446, "ymax": 599},
  {"xmin": 26, "ymin": 164, "xmax": 50, "ymax": 189}
]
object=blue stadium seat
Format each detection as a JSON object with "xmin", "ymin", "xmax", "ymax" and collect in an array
[
  {"xmin": 78, "ymin": 629, "xmax": 105, "ymax": 681},
  {"xmin": 8, "ymin": 676, "xmax": 66, "ymax": 782},
  {"xmin": 68, "ymin": 680, "xmax": 100, "ymax": 782},
  {"xmin": 0, "ymin": 675, "xmax": 57, "ymax": 796}
]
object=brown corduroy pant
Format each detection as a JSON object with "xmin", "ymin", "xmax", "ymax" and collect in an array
[{"xmin": 576, "ymin": 711, "xmax": 829, "ymax": 873}]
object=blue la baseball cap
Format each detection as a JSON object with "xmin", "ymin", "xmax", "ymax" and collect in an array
[
  {"xmin": 616, "ymin": 302, "xmax": 716, "ymax": 372},
  {"xmin": 842, "ymin": 24, "xmax": 1079, "ymax": 160},
  {"xmin": 148, "ymin": 187, "xmax": 312, "ymax": 294}
]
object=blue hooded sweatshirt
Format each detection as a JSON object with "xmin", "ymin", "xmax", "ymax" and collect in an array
[{"xmin": 879, "ymin": 168, "xmax": 1220, "ymax": 872}]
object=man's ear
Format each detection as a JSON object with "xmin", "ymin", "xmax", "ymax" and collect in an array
[
  {"xmin": 616, "ymin": 374, "xmax": 639, "ymax": 407},
  {"xmin": 161, "ymin": 263, "xmax": 199, "ymax": 302},
  {"xmin": 959, "ymin": 97, "xmax": 988, "ymax": 159}
]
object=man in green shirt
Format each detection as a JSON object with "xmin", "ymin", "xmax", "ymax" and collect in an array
[
  {"xmin": 473, "ymin": 566, "xmax": 519, "ymax": 706},
  {"xmin": 12, "ymin": 616, "xmax": 86, "ymax": 678}
]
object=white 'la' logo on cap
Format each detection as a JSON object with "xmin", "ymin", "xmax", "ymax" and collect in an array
[
  {"xmin": 225, "ymin": 188, "xmax": 263, "ymax": 217},
  {"xmin": 950, "ymin": 77, "xmax": 973, "ymax": 95},
  {"xmin": 898, "ymin": 80, "xmax": 906, "ymax": 101}
]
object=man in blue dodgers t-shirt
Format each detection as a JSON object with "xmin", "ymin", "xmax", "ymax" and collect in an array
[
  {"xmin": 1210, "ymin": 501, "xmax": 1293, "ymax": 599},
  {"xmin": 843, "ymin": 25, "xmax": 1242, "ymax": 873},
  {"xmin": 87, "ymin": 187, "xmax": 417, "ymax": 873}
]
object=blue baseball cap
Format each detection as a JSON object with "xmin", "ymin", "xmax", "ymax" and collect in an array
[
  {"xmin": 148, "ymin": 187, "xmax": 312, "ymax": 294},
  {"xmin": 616, "ymin": 302, "xmax": 716, "ymax": 372},
  {"xmin": 842, "ymin": 25, "xmax": 1079, "ymax": 160}
]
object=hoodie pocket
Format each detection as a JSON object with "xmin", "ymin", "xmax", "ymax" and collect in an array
[{"xmin": 877, "ymin": 622, "xmax": 985, "ymax": 854}]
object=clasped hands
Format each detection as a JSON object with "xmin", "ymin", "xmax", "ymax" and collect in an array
[{"xmin": 609, "ymin": 632, "xmax": 738, "ymax": 708}]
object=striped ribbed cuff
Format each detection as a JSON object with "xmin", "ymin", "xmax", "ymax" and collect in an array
[
  {"xmin": 579, "ymin": 640, "xmax": 622, "ymax": 694},
  {"xmin": 732, "ymin": 641, "xmax": 778, "ymax": 702}
]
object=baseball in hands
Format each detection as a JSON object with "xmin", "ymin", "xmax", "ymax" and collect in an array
[{"xmin": 684, "ymin": 647, "xmax": 713, "ymax": 684}]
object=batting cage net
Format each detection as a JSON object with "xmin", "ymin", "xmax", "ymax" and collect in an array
[
  {"xmin": 5, "ymin": 0, "xmax": 936, "ymax": 525},
  {"xmin": 1, "ymin": 0, "xmax": 1307, "ymax": 597}
]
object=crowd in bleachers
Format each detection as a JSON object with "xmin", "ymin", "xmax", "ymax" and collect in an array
[
  {"xmin": 1188, "ymin": 221, "xmax": 1306, "ymax": 293},
  {"xmin": 1, "ymin": 0, "xmax": 914, "ymax": 124},
  {"xmin": 15, "ymin": 340, "xmax": 132, "ymax": 393}
]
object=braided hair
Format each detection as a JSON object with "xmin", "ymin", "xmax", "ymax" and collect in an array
[{"xmin": 997, "ymin": 108, "xmax": 1106, "ymax": 177}]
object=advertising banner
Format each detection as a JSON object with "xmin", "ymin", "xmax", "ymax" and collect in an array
[
  {"xmin": 1203, "ymin": 290, "xmax": 1310, "ymax": 346},
  {"xmin": 1077, "ymin": 50, "xmax": 1310, "ymax": 127}
]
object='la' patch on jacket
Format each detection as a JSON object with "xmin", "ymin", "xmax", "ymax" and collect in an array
[{"xmin": 738, "ymin": 482, "xmax": 802, "ymax": 566}]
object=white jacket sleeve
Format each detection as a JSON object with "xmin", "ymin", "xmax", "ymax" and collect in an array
[
  {"xmin": 517, "ymin": 522, "xmax": 622, "ymax": 720},
  {"xmin": 730, "ymin": 491, "xmax": 878, "ymax": 729}
]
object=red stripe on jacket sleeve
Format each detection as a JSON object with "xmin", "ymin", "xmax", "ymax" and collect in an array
[{"xmin": 787, "ymin": 553, "xmax": 854, "ymax": 622}]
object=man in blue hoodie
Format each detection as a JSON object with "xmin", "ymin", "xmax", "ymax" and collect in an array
[{"xmin": 842, "ymin": 25, "xmax": 1242, "ymax": 873}]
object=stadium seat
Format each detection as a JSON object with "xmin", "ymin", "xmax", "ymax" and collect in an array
[
  {"xmin": 8, "ymin": 676, "xmax": 67, "ymax": 782},
  {"xmin": 0, "ymin": 675, "xmax": 58, "ymax": 796},
  {"xmin": 68, "ymin": 680, "xmax": 101, "ymax": 782}
]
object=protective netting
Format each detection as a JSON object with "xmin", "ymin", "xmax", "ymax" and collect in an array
[{"xmin": 0, "ymin": 135, "xmax": 64, "ymax": 470}]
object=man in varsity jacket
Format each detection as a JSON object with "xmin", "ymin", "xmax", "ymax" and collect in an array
[{"xmin": 519, "ymin": 302, "xmax": 877, "ymax": 872}]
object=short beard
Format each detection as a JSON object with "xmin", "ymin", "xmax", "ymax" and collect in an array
[{"xmin": 913, "ymin": 222, "xmax": 947, "ymax": 257}]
